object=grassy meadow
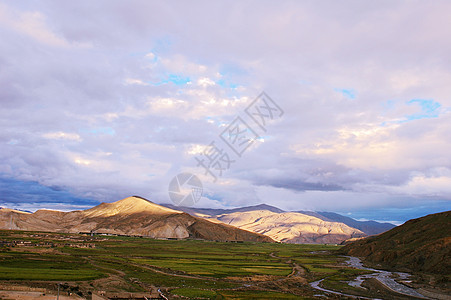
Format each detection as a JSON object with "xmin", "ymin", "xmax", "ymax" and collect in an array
[{"xmin": 0, "ymin": 230, "xmax": 373, "ymax": 299}]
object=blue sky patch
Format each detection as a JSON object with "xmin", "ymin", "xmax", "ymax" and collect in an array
[
  {"xmin": 216, "ymin": 79, "xmax": 239, "ymax": 89},
  {"xmin": 334, "ymin": 88, "xmax": 356, "ymax": 99},
  {"xmin": 167, "ymin": 74, "xmax": 191, "ymax": 85},
  {"xmin": 381, "ymin": 99, "xmax": 443, "ymax": 126},
  {"xmin": 405, "ymin": 99, "xmax": 441, "ymax": 121},
  {"xmin": 150, "ymin": 74, "xmax": 191, "ymax": 86}
]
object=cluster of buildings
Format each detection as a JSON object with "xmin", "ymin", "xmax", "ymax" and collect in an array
[{"xmin": 0, "ymin": 240, "xmax": 96, "ymax": 248}]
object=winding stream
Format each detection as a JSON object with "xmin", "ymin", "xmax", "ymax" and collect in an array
[
  {"xmin": 310, "ymin": 256, "xmax": 430, "ymax": 299},
  {"xmin": 310, "ymin": 278, "xmax": 377, "ymax": 299}
]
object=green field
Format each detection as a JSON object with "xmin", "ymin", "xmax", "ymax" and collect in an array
[{"xmin": 0, "ymin": 230, "xmax": 373, "ymax": 299}]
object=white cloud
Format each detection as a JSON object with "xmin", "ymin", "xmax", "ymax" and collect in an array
[
  {"xmin": 0, "ymin": 3, "xmax": 90, "ymax": 48},
  {"xmin": 389, "ymin": 169, "xmax": 451, "ymax": 197},
  {"xmin": 42, "ymin": 132, "xmax": 81, "ymax": 141},
  {"xmin": 0, "ymin": 1, "xmax": 450, "ymax": 221},
  {"xmin": 197, "ymin": 77, "xmax": 216, "ymax": 87},
  {"xmin": 124, "ymin": 78, "xmax": 147, "ymax": 86}
]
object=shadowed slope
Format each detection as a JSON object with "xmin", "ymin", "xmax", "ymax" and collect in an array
[{"xmin": 342, "ymin": 211, "xmax": 451, "ymax": 274}]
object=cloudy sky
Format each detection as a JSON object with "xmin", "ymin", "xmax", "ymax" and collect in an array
[{"xmin": 1, "ymin": 1, "xmax": 451, "ymax": 223}]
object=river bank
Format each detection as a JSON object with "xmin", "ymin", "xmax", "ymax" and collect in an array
[{"xmin": 310, "ymin": 256, "xmax": 432, "ymax": 299}]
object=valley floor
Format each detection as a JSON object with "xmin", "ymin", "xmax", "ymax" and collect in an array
[{"xmin": 0, "ymin": 230, "xmax": 444, "ymax": 299}]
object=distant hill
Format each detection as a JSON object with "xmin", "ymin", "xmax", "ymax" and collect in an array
[
  {"xmin": 163, "ymin": 204, "xmax": 396, "ymax": 243},
  {"xmin": 298, "ymin": 211, "xmax": 396, "ymax": 235},
  {"xmin": 0, "ymin": 197, "xmax": 272, "ymax": 243},
  {"xmin": 341, "ymin": 211, "xmax": 451, "ymax": 274},
  {"xmin": 214, "ymin": 209, "xmax": 366, "ymax": 244},
  {"xmin": 163, "ymin": 204, "xmax": 367, "ymax": 244}
]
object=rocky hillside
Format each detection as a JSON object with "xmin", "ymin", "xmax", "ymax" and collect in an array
[
  {"xmin": 164, "ymin": 204, "xmax": 367, "ymax": 244},
  {"xmin": 165, "ymin": 204, "xmax": 395, "ymax": 241},
  {"xmin": 341, "ymin": 210, "xmax": 451, "ymax": 274},
  {"xmin": 215, "ymin": 209, "xmax": 366, "ymax": 244},
  {"xmin": 0, "ymin": 197, "xmax": 273, "ymax": 243}
]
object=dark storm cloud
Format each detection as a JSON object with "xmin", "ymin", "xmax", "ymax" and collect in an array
[{"xmin": 0, "ymin": 176, "xmax": 99, "ymax": 209}]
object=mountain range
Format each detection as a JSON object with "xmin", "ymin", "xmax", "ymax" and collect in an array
[
  {"xmin": 0, "ymin": 197, "xmax": 396, "ymax": 244},
  {"xmin": 0, "ymin": 196, "xmax": 271, "ymax": 242},
  {"xmin": 298, "ymin": 210, "xmax": 396, "ymax": 236},
  {"xmin": 162, "ymin": 203, "xmax": 396, "ymax": 244}
]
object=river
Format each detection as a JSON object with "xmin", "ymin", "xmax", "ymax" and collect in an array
[{"xmin": 309, "ymin": 256, "xmax": 431, "ymax": 299}]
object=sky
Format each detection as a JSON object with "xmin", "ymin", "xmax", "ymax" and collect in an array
[{"xmin": 1, "ymin": 0, "xmax": 451, "ymax": 223}]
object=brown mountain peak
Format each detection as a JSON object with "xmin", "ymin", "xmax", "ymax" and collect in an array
[{"xmin": 82, "ymin": 196, "xmax": 182, "ymax": 218}]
